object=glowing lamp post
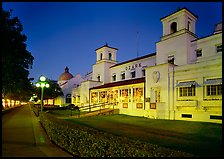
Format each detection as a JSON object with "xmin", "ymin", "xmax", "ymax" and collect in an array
[{"xmin": 35, "ymin": 75, "xmax": 50, "ymax": 113}]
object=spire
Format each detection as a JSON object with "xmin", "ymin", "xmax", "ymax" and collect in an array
[{"xmin": 65, "ymin": 66, "xmax": 69, "ymax": 73}]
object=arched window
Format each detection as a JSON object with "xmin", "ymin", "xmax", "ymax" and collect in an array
[
  {"xmin": 97, "ymin": 75, "xmax": 100, "ymax": 82},
  {"xmin": 109, "ymin": 53, "xmax": 112, "ymax": 60},
  {"xmin": 66, "ymin": 94, "xmax": 71, "ymax": 104},
  {"xmin": 170, "ymin": 22, "xmax": 177, "ymax": 34},
  {"xmin": 100, "ymin": 53, "xmax": 103, "ymax": 60},
  {"xmin": 187, "ymin": 21, "xmax": 191, "ymax": 31}
]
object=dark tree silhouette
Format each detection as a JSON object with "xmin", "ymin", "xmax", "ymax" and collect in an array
[{"xmin": 2, "ymin": 9, "xmax": 34, "ymax": 101}]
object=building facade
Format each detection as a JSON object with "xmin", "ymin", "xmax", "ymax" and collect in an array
[{"xmin": 57, "ymin": 8, "xmax": 222, "ymax": 123}]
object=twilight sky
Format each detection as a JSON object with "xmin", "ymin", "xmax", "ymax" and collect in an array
[{"xmin": 2, "ymin": 2, "xmax": 222, "ymax": 83}]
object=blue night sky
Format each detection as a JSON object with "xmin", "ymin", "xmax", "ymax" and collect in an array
[{"xmin": 2, "ymin": 2, "xmax": 222, "ymax": 83}]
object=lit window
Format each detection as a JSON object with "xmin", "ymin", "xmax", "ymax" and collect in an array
[
  {"xmin": 131, "ymin": 71, "xmax": 136, "ymax": 78},
  {"xmin": 179, "ymin": 85, "xmax": 195, "ymax": 97},
  {"xmin": 196, "ymin": 49, "xmax": 202, "ymax": 57},
  {"xmin": 216, "ymin": 44, "xmax": 222, "ymax": 53},
  {"xmin": 168, "ymin": 55, "xmax": 174, "ymax": 64}
]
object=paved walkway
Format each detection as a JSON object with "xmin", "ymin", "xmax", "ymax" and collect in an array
[{"xmin": 2, "ymin": 104, "xmax": 73, "ymax": 157}]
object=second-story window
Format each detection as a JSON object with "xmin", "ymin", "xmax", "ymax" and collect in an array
[
  {"xmin": 131, "ymin": 71, "xmax": 136, "ymax": 78},
  {"xmin": 179, "ymin": 85, "xmax": 195, "ymax": 97},
  {"xmin": 142, "ymin": 69, "xmax": 145, "ymax": 77},
  {"xmin": 196, "ymin": 49, "xmax": 202, "ymax": 57},
  {"xmin": 97, "ymin": 75, "xmax": 100, "ymax": 82},
  {"xmin": 112, "ymin": 74, "xmax": 116, "ymax": 81},
  {"xmin": 216, "ymin": 44, "xmax": 222, "ymax": 53},
  {"xmin": 121, "ymin": 72, "xmax": 125, "ymax": 80},
  {"xmin": 168, "ymin": 55, "xmax": 175, "ymax": 64}
]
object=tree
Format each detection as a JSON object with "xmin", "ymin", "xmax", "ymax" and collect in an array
[
  {"xmin": 35, "ymin": 79, "xmax": 63, "ymax": 100},
  {"xmin": 2, "ymin": 9, "xmax": 34, "ymax": 101}
]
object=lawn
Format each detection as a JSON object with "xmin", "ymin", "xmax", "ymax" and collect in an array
[
  {"xmin": 64, "ymin": 114, "xmax": 222, "ymax": 157},
  {"xmin": 48, "ymin": 109, "xmax": 86, "ymax": 117}
]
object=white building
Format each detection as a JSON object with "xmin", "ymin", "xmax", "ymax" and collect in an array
[
  {"xmin": 55, "ymin": 66, "xmax": 84, "ymax": 106},
  {"xmin": 56, "ymin": 8, "xmax": 222, "ymax": 123}
]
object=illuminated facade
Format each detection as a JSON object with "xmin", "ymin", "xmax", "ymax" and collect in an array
[
  {"xmin": 58, "ymin": 8, "xmax": 222, "ymax": 123},
  {"xmin": 56, "ymin": 67, "xmax": 85, "ymax": 106}
]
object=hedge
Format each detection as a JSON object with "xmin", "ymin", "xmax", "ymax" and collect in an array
[{"xmin": 39, "ymin": 113, "xmax": 195, "ymax": 157}]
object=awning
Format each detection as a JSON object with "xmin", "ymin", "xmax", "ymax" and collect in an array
[
  {"xmin": 203, "ymin": 78, "xmax": 222, "ymax": 85},
  {"xmin": 176, "ymin": 81, "xmax": 199, "ymax": 87}
]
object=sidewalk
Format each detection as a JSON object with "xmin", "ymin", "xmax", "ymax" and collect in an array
[{"xmin": 2, "ymin": 104, "xmax": 73, "ymax": 157}]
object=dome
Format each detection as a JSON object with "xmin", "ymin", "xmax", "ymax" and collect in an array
[{"xmin": 58, "ymin": 66, "xmax": 73, "ymax": 81}]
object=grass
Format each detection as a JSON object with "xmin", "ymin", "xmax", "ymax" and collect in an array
[
  {"xmin": 48, "ymin": 109, "xmax": 87, "ymax": 117},
  {"xmin": 63, "ymin": 114, "xmax": 222, "ymax": 157}
]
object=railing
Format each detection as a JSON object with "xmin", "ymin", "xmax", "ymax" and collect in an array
[{"xmin": 73, "ymin": 102, "xmax": 118, "ymax": 118}]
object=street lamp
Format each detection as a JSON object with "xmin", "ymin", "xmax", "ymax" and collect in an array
[{"xmin": 35, "ymin": 75, "xmax": 50, "ymax": 114}]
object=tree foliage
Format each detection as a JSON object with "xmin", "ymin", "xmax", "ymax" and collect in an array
[
  {"xmin": 2, "ymin": 9, "xmax": 34, "ymax": 101},
  {"xmin": 35, "ymin": 79, "xmax": 64, "ymax": 100}
]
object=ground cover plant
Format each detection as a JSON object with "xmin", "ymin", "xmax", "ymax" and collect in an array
[
  {"xmin": 40, "ymin": 113, "xmax": 195, "ymax": 157},
  {"xmin": 64, "ymin": 114, "xmax": 222, "ymax": 157}
]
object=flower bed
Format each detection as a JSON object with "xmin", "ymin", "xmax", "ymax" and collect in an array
[{"xmin": 39, "ymin": 113, "xmax": 195, "ymax": 157}]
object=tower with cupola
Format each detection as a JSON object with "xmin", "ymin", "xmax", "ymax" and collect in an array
[
  {"xmin": 92, "ymin": 43, "xmax": 118, "ymax": 84},
  {"xmin": 156, "ymin": 7, "xmax": 198, "ymax": 65}
]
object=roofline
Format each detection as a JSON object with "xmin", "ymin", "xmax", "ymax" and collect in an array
[
  {"xmin": 160, "ymin": 7, "xmax": 198, "ymax": 21},
  {"xmin": 191, "ymin": 31, "xmax": 222, "ymax": 42},
  {"xmin": 110, "ymin": 52, "xmax": 156, "ymax": 68},
  {"xmin": 90, "ymin": 77, "xmax": 145, "ymax": 90},
  {"xmin": 95, "ymin": 44, "xmax": 118, "ymax": 51}
]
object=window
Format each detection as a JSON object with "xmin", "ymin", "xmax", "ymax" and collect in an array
[
  {"xmin": 207, "ymin": 85, "xmax": 222, "ymax": 96},
  {"xmin": 109, "ymin": 53, "xmax": 112, "ymax": 60},
  {"xmin": 100, "ymin": 53, "xmax": 103, "ymax": 60},
  {"xmin": 182, "ymin": 114, "xmax": 192, "ymax": 118},
  {"xmin": 196, "ymin": 49, "xmax": 202, "ymax": 57},
  {"xmin": 66, "ymin": 94, "xmax": 71, "ymax": 104},
  {"xmin": 131, "ymin": 71, "xmax": 136, "ymax": 78},
  {"xmin": 210, "ymin": 115, "xmax": 222, "ymax": 120},
  {"xmin": 97, "ymin": 75, "xmax": 100, "ymax": 82},
  {"xmin": 168, "ymin": 55, "xmax": 174, "ymax": 64},
  {"xmin": 216, "ymin": 44, "xmax": 222, "ymax": 53},
  {"xmin": 170, "ymin": 22, "xmax": 177, "ymax": 33},
  {"xmin": 142, "ymin": 69, "xmax": 145, "ymax": 77},
  {"xmin": 112, "ymin": 74, "xmax": 116, "ymax": 81},
  {"xmin": 187, "ymin": 21, "xmax": 191, "ymax": 31},
  {"xmin": 121, "ymin": 72, "xmax": 125, "ymax": 80},
  {"xmin": 179, "ymin": 85, "xmax": 195, "ymax": 97},
  {"xmin": 136, "ymin": 103, "xmax": 143, "ymax": 109}
]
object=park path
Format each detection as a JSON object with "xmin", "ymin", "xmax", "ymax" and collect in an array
[{"xmin": 2, "ymin": 104, "xmax": 73, "ymax": 157}]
